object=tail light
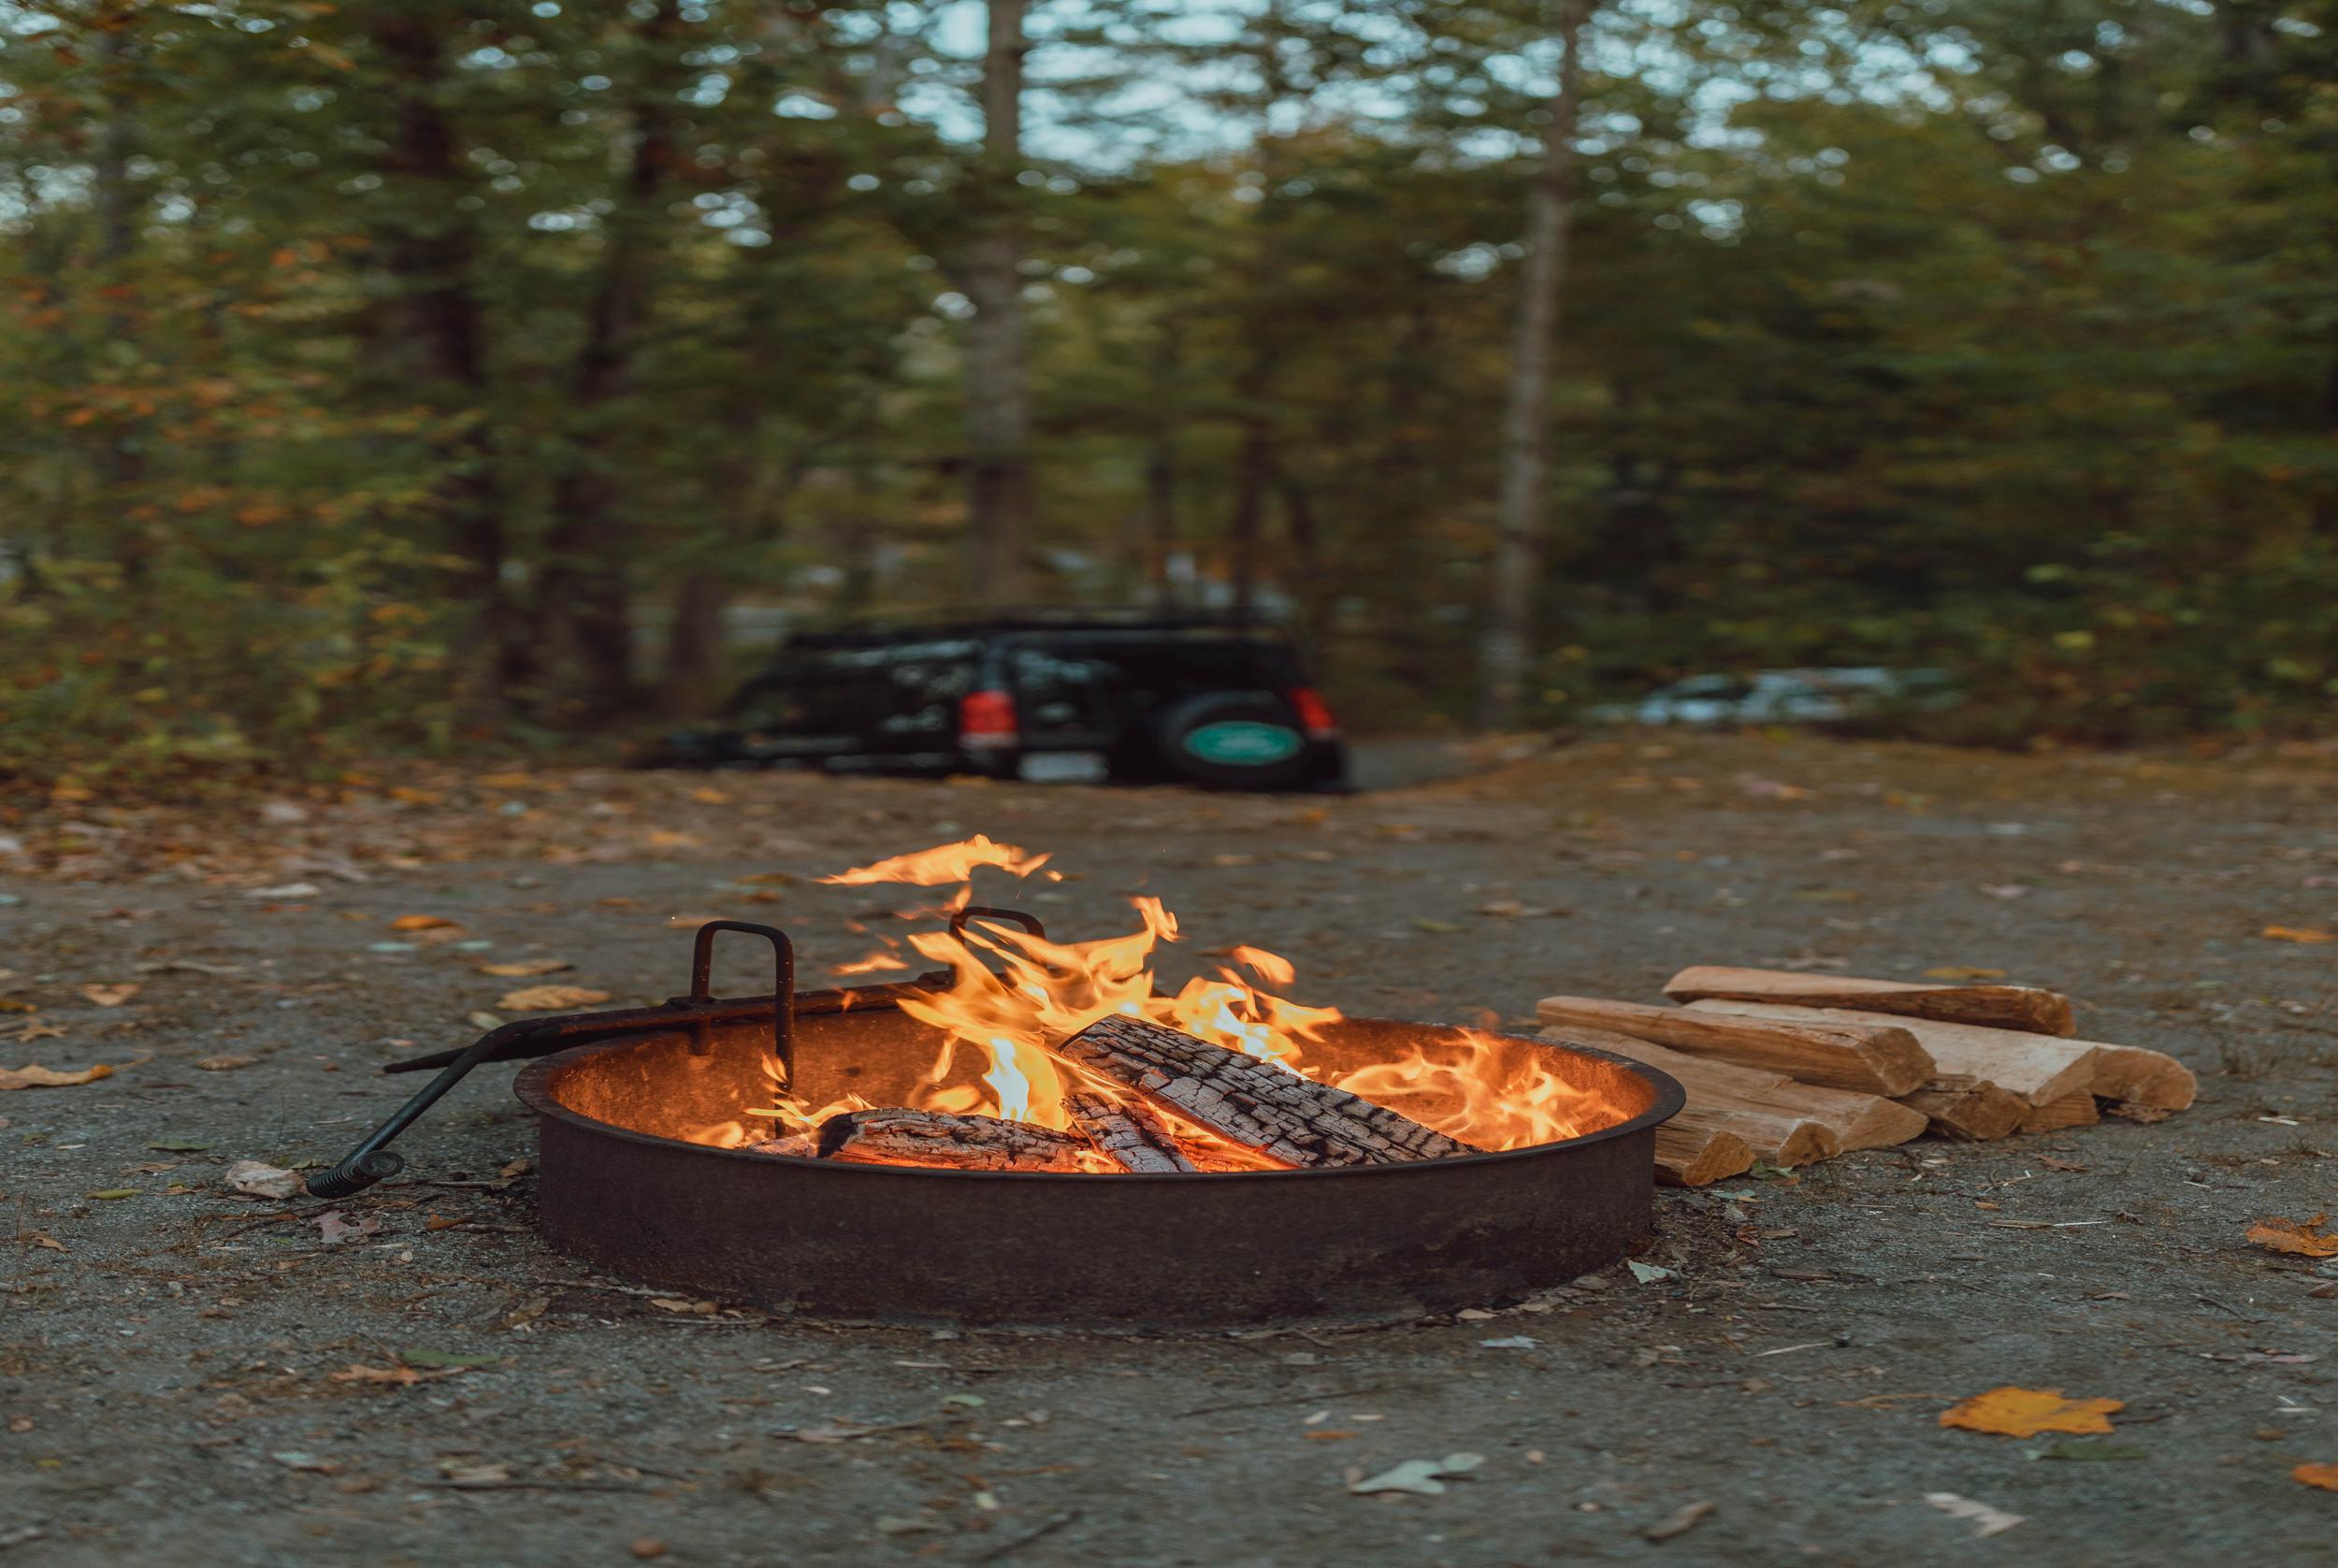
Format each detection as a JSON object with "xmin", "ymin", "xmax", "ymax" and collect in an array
[
  {"xmin": 1289, "ymin": 686, "xmax": 1340, "ymax": 741},
  {"xmin": 958, "ymin": 689, "xmax": 1019, "ymax": 751}
]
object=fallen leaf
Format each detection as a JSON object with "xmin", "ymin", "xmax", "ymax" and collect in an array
[
  {"xmin": 440, "ymin": 1462, "xmax": 513, "ymax": 1488},
  {"xmin": 1479, "ymin": 1336, "xmax": 1539, "ymax": 1350},
  {"xmin": 79, "ymin": 984, "xmax": 139, "ymax": 1008},
  {"xmin": 1977, "ymin": 884, "xmax": 2029, "ymax": 900},
  {"xmin": 1643, "ymin": 1500, "xmax": 1715, "ymax": 1543},
  {"xmin": 0, "ymin": 1062, "xmax": 112, "ymax": 1091},
  {"xmin": 2249, "ymin": 1215, "xmax": 2338, "ymax": 1259},
  {"xmin": 650, "ymin": 1297, "xmax": 718, "ymax": 1316},
  {"xmin": 497, "ymin": 985, "xmax": 612, "ymax": 1012},
  {"xmin": 425, "ymin": 1214, "xmax": 466, "ymax": 1231},
  {"xmin": 390, "ymin": 914, "xmax": 460, "ymax": 931},
  {"xmin": 248, "ymin": 883, "xmax": 320, "ymax": 899},
  {"xmin": 476, "ymin": 957, "xmax": 571, "ymax": 978},
  {"xmin": 225, "ymin": 1159, "xmax": 302, "ymax": 1200},
  {"xmin": 1924, "ymin": 1492, "xmax": 2025, "ymax": 1538},
  {"xmin": 272, "ymin": 1452, "xmax": 343, "ymax": 1474},
  {"xmin": 315, "ymin": 1209, "xmax": 382, "ymax": 1245},
  {"xmin": 2293, "ymin": 1462, "xmax": 2338, "ymax": 1492},
  {"xmin": 2262, "ymin": 926, "xmax": 2337, "ymax": 944},
  {"xmin": 1628, "ymin": 1260, "xmax": 1673, "ymax": 1284},
  {"xmin": 689, "ymin": 787, "xmax": 731, "ymax": 805},
  {"xmin": 1349, "ymin": 1452, "xmax": 1485, "ymax": 1496},
  {"xmin": 1923, "ymin": 966, "xmax": 2007, "ymax": 981},
  {"xmin": 86, "ymin": 1188, "xmax": 139, "ymax": 1201},
  {"xmin": 329, "ymin": 1363, "xmax": 463, "ymax": 1387},
  {"xmin": 1410, "ymin": 917, "xmax": 1465, "ymax": 934},
  {"xmin": 195, "ymin": 1055, "xmax": 256, "ymax": 1072},
  {"xmin": 1940, "ymin": 1387, "xmax": 2122, "ymax": 1438},
  {"xmin": 465, "ymin": 1011, "xmax": 506, "ymax": 1029}
]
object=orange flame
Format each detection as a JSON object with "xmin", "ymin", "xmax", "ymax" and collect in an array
[{"xmin": 746, "ymin": 837, "xmax": 1613, "ymax": 1158}]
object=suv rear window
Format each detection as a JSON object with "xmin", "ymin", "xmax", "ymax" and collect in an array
[{"xmin": 1010, "ymin": 635, "xmax": 1294, "ymax": 710}]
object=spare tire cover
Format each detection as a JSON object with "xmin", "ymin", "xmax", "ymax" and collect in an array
[{"xmin": 1153, "ymin": 692, "xmax": 1309, "ymax": 789}]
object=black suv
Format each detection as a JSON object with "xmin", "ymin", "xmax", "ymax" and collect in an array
[{"xmin": 654, "ymin": 611, "xmax": 1349, "ymax": 791}]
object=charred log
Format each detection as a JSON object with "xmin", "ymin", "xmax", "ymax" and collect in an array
[
  {"xmin": 1064, "ymin": 1088, "xmax": 1201, "ymax": 1173},
  {"xmin": 815, "ymin": 1108, "xmax": 1090, "ymax": 1172},
  {"xmin": 1053, "ymin": 1014, "xmax": 1482, "ymax": 1168}
]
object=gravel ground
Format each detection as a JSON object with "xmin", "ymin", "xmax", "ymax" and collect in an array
[{"xmin": 3, "ymin": 732, "xmax": 2335, "ymax": 1566}]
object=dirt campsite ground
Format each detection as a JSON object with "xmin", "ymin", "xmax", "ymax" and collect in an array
[{"xmin": 3, "ymin": 732, "xmax": 2335, "ymax": 1566}]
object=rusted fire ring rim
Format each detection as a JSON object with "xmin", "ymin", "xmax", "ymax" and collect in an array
[{"xmin": 512, "ymin": 1022, "xmax": 1686, "ymax": 1181}]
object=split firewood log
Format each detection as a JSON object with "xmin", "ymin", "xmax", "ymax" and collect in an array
[
  {"xmin": 1681, "ymin": 1000, "xmax": 2100, "ymax": 1107},
  {"xmin": 1535, "ymin": 996, "xmax": 1932, "ymax": 1097},
  {"xmin": 1655, "ymin": 1124, "xmax": 1753, "ymax": 1187},
  {"xmin": 1666, "ymin": 1103, "xmax": 1837, "ymax": 1169},
  {"xmin": 1546, "ymin": 1026, "xmax": 1922, "ymax": 1152},
  {"xmin": 1064, "ymin": 1088, "xmax": 1202, "ymax": 1173},
  {"xmin": 1662, "ymin": 966, "xmax": 2077, "ymax": 1036},
  {"xmin": 2085, "ymin": 1044, "xmax": 2197, "ymax": 1111},
  {"xmin": 1052, "ymin": 1014, "xmax": 1483, "ymax": 1168},
  {"xmin": 2017, "ymin": 1091, "xmax": 2100, "ymax": 1134},
  {"xmin": 1897, "ymin": 1074, "xmax": 2028, "ymax": 1141},
  {"xmin": 815, "ymin": 1109, "xmax": 1092, "ymax": 1172}
]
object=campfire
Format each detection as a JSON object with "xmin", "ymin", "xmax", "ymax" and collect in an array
[{"xmin": 729, "ymin": 835, "xmax": 1628, "ymax": 1175}]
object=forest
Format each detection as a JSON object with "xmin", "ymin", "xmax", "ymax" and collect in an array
[{"xmin": 1, "ymin": 0, "xmax": 2333, "ymax": 787}]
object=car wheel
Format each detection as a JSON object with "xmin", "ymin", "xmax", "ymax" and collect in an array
[{"xmin": 1151, "ymin": 692, "xmax": 1312, "ymax": 790}]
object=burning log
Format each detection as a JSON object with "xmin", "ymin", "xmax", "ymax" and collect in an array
[
  {"xmin": 1053, "ymin": 1014, "xmax": 1484, "ymax": 1168},
  {"xmin": 1064, "ymin": 1088, "xmax": 1202, "ymax": 1173},
  {"xmin": 1897, "ymin": 1074, "xmax": 2028, "ymax": 1142},
  {"xmin": 1663, "ymin": 966, "xmax": 2077, "ymax": 1037},
  {"xmin": 816, "ymin": 1109, "xmax": 1092, "ymax": 1172},
  {"xmin": 1535, "ymin": 996, "xmax": 1933, "ymax": 1097}
]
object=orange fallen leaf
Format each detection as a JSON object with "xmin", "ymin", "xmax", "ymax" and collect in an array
[
  {"xmin": 476, "ymin": 958, "xmax": 572, "ymax": 978},
  {"xmin": 645, "ymin": 829, "xmax": 700, "ymax": 850},
  {"xmin": 329, "ymin": 1363, "xmax": 462, "ymax": 1386},
  {"xmin": 1, "ymin": 1062, "xmax": 114, "ymax": 1091},
  {"xmin": 79, "ymin": 983, "xmax": 140, "ymax": 1008},
  {"xmin": 496, "ymin": 985, "xmax": 612, "ymax": 1012},
  {"xmin": 2248, "ymin": 1215, "xmax": 2338, "ymax": 1259},
  {"xmin": 390, "ymin": 914, "xmax": 460, "ymax": 931},
  {"xmin": 1940, "ymin": 1387, "xmax": 2122, "ymax": 1438},
  {"xmin": 2261, "ymin": 926, "xmax": 2337, "ymax": 944},
  {"xmin": 689, "ymin": 787, "xmax": 730, "ymax": 805},
  {"xmin": 2293, "ymin": 1462, "xmax": 2338, "ymax": 1491}
]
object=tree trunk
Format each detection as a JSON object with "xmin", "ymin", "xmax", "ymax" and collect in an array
[
  {"xmin": 1144, "ymin": 324, "xmax": 1182, "ymax": 607},
  {"xmin": 1278, "ymin": 469, "xmax": 1321, "ymax": 646},
  {"xmin": 1226, "ymin": 349, "xmax": 1280, "ymax": 621},
  {"xmin": 963, "ymin": 0, "xmax": 1032, "ymax": 605},
  {"xmin": 1479, "ymin": 0, "xmax": 1594, "ymax": 728},
  {"xmin": 92, "ymin": 22, "xmax": 147, "ymax": 583},
  {"xmin": 372, "ymin": 13, "xmax": 526, "ymax": 712}
]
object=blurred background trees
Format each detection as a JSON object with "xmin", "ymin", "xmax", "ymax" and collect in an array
[{"xmin": 2, "ymin": 0, "xmax": 2333, "ymax": 785}]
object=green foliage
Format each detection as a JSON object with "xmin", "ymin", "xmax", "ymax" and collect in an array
[{"xmin": 0, "ymin": 0, "xmax": 2332, "ymax": 794}]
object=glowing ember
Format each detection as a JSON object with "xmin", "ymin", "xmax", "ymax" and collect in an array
[{"xmin": 746, "ymin": 836, "xmax": 1617, "ymax": 1162}]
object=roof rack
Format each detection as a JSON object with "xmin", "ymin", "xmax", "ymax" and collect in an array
[{"xmin": 785, "ymin": 605, "xmax": 1291, "ymax": 646}]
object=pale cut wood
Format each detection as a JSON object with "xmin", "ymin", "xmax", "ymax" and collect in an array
[
  {"xmin": 1550, "ymin": 1029, "xmax": 1921, "ymax": 1151},
  {"xmin": 1681, "ymin": 1000, "xmax": 2100, "ymax": 1106},
  {"xmin": 1064, "ymin": 1088, "xmax": 1201, "ymax": 1173},
  {"xmin": 1535, "ymin": 996, "xmax": 1933, "ymax": 1097},
  {"xmin": 1054, "ymin": 1014, "xmax": 1483, "ymax": 1168},
  {"xmin": 1655, "ymin": 1124, "xmax": 1753, "ymax": 1187},
  {"xmin": 1664, "ymin": 966, "xmax": 2077, "ymax": 1036},
  {"xmin": 1898, "ymin": 1073, "xmax": 2028, "ymax": 1141},
  {"xmin": 2087, "ymin": 1044, "xmax": 2197, "ymax": 1111},
  {"xmin": 2017, "ymin": 1092, "xmax": 2100, "ymax": 1135},
  {"xmin": 1667, "ymin": 1103, "xmax": 1838, "ymax": 1168},
  {"xmin": 816, "ymin": 1108, "xmax": 1091, "ymax": 1172}
]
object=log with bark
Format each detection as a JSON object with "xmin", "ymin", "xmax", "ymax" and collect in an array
[
  {"xmin": 1549, "ymin": 1025, "xmax": 1922, "ymax": 1153},
  {"xmin": 1662, "ymin": 966, "xmax": 2077, "ymax": 1037},
  {"xmin": 815, "ymin": 1109, "xmax": 1092, "ymax": 1172},
  {"xmin": 1655, "ymin": 1124, "xmax": 1753, "ymax": 1187},
  {"xmin": 1063, "ymin": 1088, "xmax": 1202, "ymax": 1173},
  {"xmin": 1535, "ymin": 996, "xmax": 1932, "ymax": 1097},
  {"xmin": 1897, "ymin": 1073, "xmax": 2028, "ymax": 1142},
  {"xmin": 1052, "ymin": 1014, "xmax": 1483, "ymax": 1168},
  {"xmin": 2017, "ymin": 1091, "xmax": 2100, "ymax": 1135},
  {"xmin": 1681, "ymin": 1000, "xmax": 2100, "ymax": 1107}
]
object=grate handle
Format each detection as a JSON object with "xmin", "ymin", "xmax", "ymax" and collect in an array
[{"xmin": 689, "ymin": 920, "xmax": 796, "ymax": 1086}]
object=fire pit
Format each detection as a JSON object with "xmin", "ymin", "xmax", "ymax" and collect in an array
[{"xmin": 315, "ymin": 841, "xmax": 1683, "ymax": 1328}]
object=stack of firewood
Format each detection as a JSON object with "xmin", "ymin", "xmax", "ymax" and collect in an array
[{"xmin": 1537, "ymin": 967, "xmax": 2197, "ymax": 1187}]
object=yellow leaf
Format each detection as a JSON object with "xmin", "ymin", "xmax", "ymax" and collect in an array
[
  {"xmin": 496, "ymin": 985, "xmax": 612, "ymax": 1013},
  {"xmin": 1940, "ymin": 1387, "xmax": 2122, "ymax": 1438},
  {"xmin": 79, "ymin": 983, "xmax": 140, "ymax": 1007},
  {"xmin": 2261, "ymin": 926, "xmax": 2337, "ymax": 944},
  {"xmin": 1922, "ymin": 966, "xmax": 2007, "ymax": 981},
  {"xmin": 689, "ymin": 787, "xmax": 731, "ymax": 805},
  {"xmin": 0, "ymin": 1062, "xmax": 114, "ymax": 1091},
  {"xmin": 391, "ymin": 914, "xmax": 460, "ymax": 931},
  {"xmin": 645, "ymin": 829, "xmax": 700, "ymax": 850},
  {"xmin": 2248, "ymin": 1215, "xmax": 2338, "ymax": 1259},
  {"xmin": 2293, "ymin": 1462, "xmax": 2338, "ymax": 1491},
  {"xmin": 476, "ymin": 958, "xmax": 572, "ymax": 978}
]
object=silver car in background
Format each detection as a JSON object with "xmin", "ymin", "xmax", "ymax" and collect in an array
[{"xmin": 1587, "ymin": 668, "xmax": 1962, "ymax": 727}]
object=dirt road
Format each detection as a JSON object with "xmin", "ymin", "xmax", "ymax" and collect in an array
[{"xmin": 3, "ymin": 734, "xmax": 2333, "ymax": 1565}]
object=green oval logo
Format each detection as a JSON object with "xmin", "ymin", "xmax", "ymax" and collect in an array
[{"xmin": 1184, "ymin": 720, "xmax": 1302, "ymax": 766}]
